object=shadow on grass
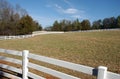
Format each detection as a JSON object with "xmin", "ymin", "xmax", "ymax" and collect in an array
[{"xmin": 0, "ymin": 67, "xmax": 33, "ymax": 79}]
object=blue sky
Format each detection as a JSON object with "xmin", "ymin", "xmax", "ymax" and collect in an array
[{"xmin": 8, "ymin": 0, "xmax": 120, "ymax": 27}]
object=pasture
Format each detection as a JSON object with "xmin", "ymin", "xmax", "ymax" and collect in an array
[{"xmin": 0, "ymin": 30, "xmax": 120, "ymax": 78}]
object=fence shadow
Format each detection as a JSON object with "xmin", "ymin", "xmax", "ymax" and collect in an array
[
  {"xmin": 0, "ymin": 67, "xmax": 4, "ymax": 78},
  {"xmin": 0, "ymin": 67, "xmax": 23, "ymax": 79},
  {"xmin": 92, "ymin": 68, "xmax": 98, "ymax": 76},
  {"xmin": 0, "ymin": 56, "xmax": 5, "ymax": 78}
]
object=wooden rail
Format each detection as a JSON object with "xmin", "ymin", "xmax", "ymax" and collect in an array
[
  {"xmin": 0, "ymin": 31, "xmax": 64, "ymax": 40},
  {"xmin": 0, "ymin": 48, "xmax": 120, "ymax": 79}
]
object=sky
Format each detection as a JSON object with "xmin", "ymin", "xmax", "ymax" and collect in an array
[{"xmin": 8, "ymin": 0, "xmax": 120, "ymax": 27}]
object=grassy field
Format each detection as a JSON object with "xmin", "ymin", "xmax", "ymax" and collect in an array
[{"xmin": 0, "ymin": 30, "xmax": 120, "ymax": 78}]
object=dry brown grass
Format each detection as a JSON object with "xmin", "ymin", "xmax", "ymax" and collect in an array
[{"xmin": 0, "ymin": 30, "xmax": 120, "ymax": 78}]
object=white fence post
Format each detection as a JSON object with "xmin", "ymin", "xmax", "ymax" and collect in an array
[
  {"xmin": 22, "ymin": 50, "xmax": 29, "ymax": 79},
  {"xmin": 97, "ymin": 66, "xmax": 107, "ymax": 79}
]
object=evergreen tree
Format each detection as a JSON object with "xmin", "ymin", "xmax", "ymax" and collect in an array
[
  {"xmin": 52, "ymin": 20, "xmax": 61, "ymax": 31},
  {"xmin": 72, "ymin": 19, "xmax": 81, "ymax": 31},
  {"xmin": 81, "ymin": 20, "xmax": 91, "ymax": 30},
  {"xmin": 0, "ymin": 0, "xmax": 42, "ymax": 35},
  {"xmin": 117, "ymin": 15, "xmax": 120, "ymax": 28},
  {"xmin": 92, "ymin": 20, "xmax": 102, "ymax": 29},
  {"xmin": 19, "ymin": 15, "xmax": 35, "ymax": 34}
]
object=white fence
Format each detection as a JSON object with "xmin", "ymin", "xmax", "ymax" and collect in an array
[
  {"xmin": 32, "ymin": 31, "xmax": 64, "ymax": 36},
  {"xmin": 0, "ymin": 31, "xmax": 64, "ymax": 40},
  {"xmin": 0, "ymin": 48, "xmax": 120, "ymax": 79},
  {"xmin": 0, "ymin": 35, "xmax": 33, "ymax": 40},
  {"xmin": 0, "ymin": 29, "xmax": 120, "ymax": 40}
]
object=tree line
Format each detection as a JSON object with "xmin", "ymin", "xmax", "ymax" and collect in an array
[
  {"xmin": 45, "ymin": 15, "xmax": 120, "ymax": 31},
  {"xmin": 1, "ymin": 0, "xmax": 120, "ymax": 35},
  {"xmin": 0, "ymin": 0, "xmax": 42, "ymax": 35}
]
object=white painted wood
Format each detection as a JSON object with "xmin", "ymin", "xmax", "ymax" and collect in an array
[
  {"xmin": 0, "ymin": 48, "xmax": 6, "ymax": 53},
  {"xmin": 0, "ymin": 57, "xmax": 22, "ymax": 78},
  {"xmin": 1, "ymin": 48, "xmax": 120, "ymax": 79},
  {"xmin": 0, "ymin": 64, "xmax": 45, "ymax": 79},
  {"xmin": 28, "ymin": 72, "xmax": 45, "ymax": 79},
  {"xmin": 0, "ymin": 56, "xmax": 45, "ymax": 79},
  {"xmin": 106, "ymin": 71, "xmax": 120, "ymax": 79},
  {"xmin": 1, "ymin": 72, "xmax": 22, "ymax": 79},
  {"xmin": 22, "ymin": 50, "xmax": 29, "ymax": 79},
  {"xmin": 0, "ymin": 35, "xmax": 33, "ymax": 40},
  {"xmin": 0, "ymin": 48, "xmax": 22, "ymax": 56},
  {"xmin": 28, "ymin": 62, "xmax": 80, "ymax": 79},
  {"xmin": 32, "ymin": 31, "xmax": 64, "ymax": 36},
  {"xmin": 0, "ymin": 56, "xmax": 79, "ymax": 79},
  {"xmin": 29, "ymin": 53, "xmax": 94, "ymax": 75},
  {"xmin": 97, "ymin": 66, "xmax": 107, "ymax": 79},
  {"xmin": 0, "ymin": 64, "xmax": 22, "ymax": 74},
  {"xmin": 0, "ymin": 56, "xmax": 22, "ymax": 65},
  {"xmin": 0, "ymin": 31, "xmax": 64, "ymax": 40}
]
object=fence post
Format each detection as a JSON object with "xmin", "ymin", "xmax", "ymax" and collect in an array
[
  {"xmin": 22, "ymin": 50, "xmax": 29, "ymax": 79},
  {"xmin": 97, "ymin": 66, "xmax": 107, "ymax": 79}
]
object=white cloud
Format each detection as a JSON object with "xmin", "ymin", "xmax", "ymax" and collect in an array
[
  {"xmin": 55, "ymin": 4, "xmax": 62, "ymax": 9},
  {"xmin": 63, "ymin": 0, "xmax": 73, "ymax": 7},
  {"xmin": 46, "ymin": 2, "xmax": 87, "ymax": 20},
  {"xmin": 64, "ymin": 8, "xmax": 78, "ymax": 14},
  {"xmin": 54, "ymin": 4, "xmax": 79, "ymax": 14}
]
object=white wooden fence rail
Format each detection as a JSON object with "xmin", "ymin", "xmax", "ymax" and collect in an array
[
  {"xmin": 0, "ymin": 29, "xmax": 119, "ymax": 40},
  {"xmin": 0, "ymin": 48, "xmax": 120, "ymax": 79},
  {"xmin": 0, "ymin": 31, "xmax": 64, "ymax": 40},
  {"xmin": 0, "ymin": 35, "xmax": 33, "ymax": 40}
]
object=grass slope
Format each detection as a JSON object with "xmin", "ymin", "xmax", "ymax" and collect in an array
[{"xmin": 0, "ymin": 30, "xmax": 120, "ymax": 78}]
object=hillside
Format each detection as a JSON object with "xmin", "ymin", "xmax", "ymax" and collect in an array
[{"xmin": 0, "ymin": 30, "xmax": 120, "ymax": 78}]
